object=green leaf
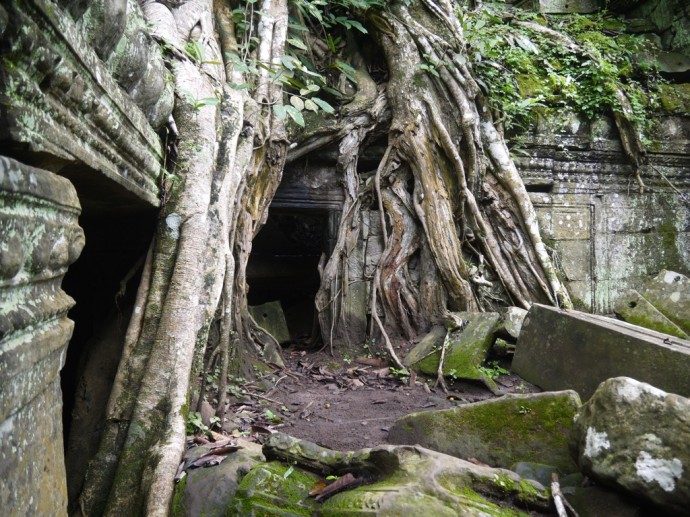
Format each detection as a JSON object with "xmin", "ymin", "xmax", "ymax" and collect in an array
[
  {"xmin": 287, "ymin": 37, "xmax": 308, "ymax": 50},
  {"xmin": 272, "ymin": 104, "xmax": 287, "ymax": 121},
  {"xmin": 312, "ymin": 97, "xmax": 335, "ymax": 113},
  {"xmin": 284, "ymin": 105, "xmax": 305, "ymax": 126},
  {"xmin": 347, "ymin": 20, "xmax": 368, "ymax": 33},
  {"xmin": 304, "ymin": 99, "xmax": 318, "ymax": 112},
  {"xmin": 283, "ymin": 464, "xmax": 295, "ymax": 479},
  {"xmin": 290, "ymin": 95, "xmax": 305, "ymax": 111}
]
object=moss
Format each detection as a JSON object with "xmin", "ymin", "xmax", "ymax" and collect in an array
[
  {"xmin": 171, "ymin": 475, "xmax": 188, "ymax": 517},
  {"xmin": 228, "ymin": 461, "xmax": 320, "ymax": 516},
  {"xmin": 659, "ymin": 83, "xmax": 690, "ymax": 114}
]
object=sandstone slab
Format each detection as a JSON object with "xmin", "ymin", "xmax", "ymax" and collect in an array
[
  {"xmin": 639, "ymin": 270, "xmax": 690, "ymax": 335},
  {"xmin": 512, "ymin": 304, "xmax": 690, "ymax": 399},
  {"xmin": 388, "ymin": 391, "xmax": 581, "ymax": 473},
  {"xmin": 613, "ymin": 289, "xmax": 688, "ymax": 339}
]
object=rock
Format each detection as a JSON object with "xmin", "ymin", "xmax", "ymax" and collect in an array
[
  {"xmin": 249, "ymin": 301, "xmax": 291, "ymax": 345},
  {"xmin": 570, "ymin": 377, "xmax": 690, "ymax": 516},
  {"xmin": 534, "ymin": 0, "xmax": 603, "ymax": 14},
  {"xmin": 511, "ymin": 462, "xmax": 560, "ymax": 488},
  {"xmin": 174, "ymin": 440, "xmax": 265, "ymax": 517},
  {"xmin": 388, "ymin": 391, "xmax": 581, "ymax": 473},
  {"xmin": 639, "ymin": 270, "xmax": 690, "ymax": 335},
  {"xmin": 404, "ymin": 312, "xmax": 501, "ymax": 392},
  {"xmin": 512, "ymin": 304, "xmax": 690, "ymax": 399},
  {"xmin": 255, "ymin": 433, "xmax": 551, "ymax": 516},
  {"xmin": 613, "ymin": 289, "xmax": 688, "ymax": 339},
  {"xmin": 656, "ymin": 51, "xmax": 690, "ymax": 74},
  {"xmin": 498, "ymin": 306, "xmax": 528, "ymax": 340}
]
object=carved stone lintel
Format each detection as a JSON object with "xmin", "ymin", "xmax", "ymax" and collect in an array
[
  {"xmin": 0, "ymin": 155, "xmax": 83, "ymax": 515},
  {"xmin": 0, "ymin": 0, "xmax": 163, "ymax": 207}
]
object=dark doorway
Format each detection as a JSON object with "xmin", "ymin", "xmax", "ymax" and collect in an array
[
  {"xmin": 60, "ymin": 209, "xmax": 156, "ymax": 511},
  {"xmin": 247, "ymin": 208, "xmax": 329, "ymax": 342}
]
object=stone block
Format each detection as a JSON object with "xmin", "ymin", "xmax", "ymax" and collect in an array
[
  {"xmin": 533, "ymin": 0, "xmax": 603, "ymax": 14},
  {"xmin": 389, "ymin": 391, "xmax": 582, "ymax": 473},
  {"xmin": 405, "ymin": 312, "xmax": 501, "ymax": 393},
  {"xmin": 571, "ymin": 377, "xmax": 690, "ymax": 515},
  {"xmin": 512, "ymin": 304, "xmax": 690, "ymax": 399},
  {"xmin": 639, "ymin": 270, "xmax": 690, "ymax": 335},
  {"xmin": 0, "ymin": 0, "xmax": 163, "ymax": 207},
  {"xmin": 613, "ymin": 289, "xmax": 688, "ymax": 339},
  {"xmin": 497, "ymin": 306, "xmax": 528, "ymax": 340},
  {"xmin": 0, "ymin": 156, "xmax": 83, "ymax": 516},
  {"xmin": 249, "ymin": 301, "xmax": 291, "ymax": 345}
]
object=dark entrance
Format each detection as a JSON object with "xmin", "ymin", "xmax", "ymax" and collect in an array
[{"xmin": 247, "ymin": 208, "xmax": 330, "ymax": 343}]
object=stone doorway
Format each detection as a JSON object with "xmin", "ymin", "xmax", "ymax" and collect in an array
[{"xmin": 247, "ymin": 208, "xmax": 331, "ymax": 344}]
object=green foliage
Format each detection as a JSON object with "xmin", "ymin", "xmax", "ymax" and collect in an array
[
  {"xmin": 228, "ymin": 0, "xmax": 382, "ymax": 127},
  {"xmin": 458, "ymin": 5, "xmax": 662, "ymax": 140},
  {"xmin": 477, "ymin": 360, "xmax": 509, "ymax": 380},
  {"xmin": 179, "ymin": 88, "xmax": 219, "ymax": 113},
  {"xmin": 186, "ymin": 411, "xmax": 220, "ymax": 435},
  {"xmin": 389, "ymin": 366, "xmax": 410, "ymax": 383}
]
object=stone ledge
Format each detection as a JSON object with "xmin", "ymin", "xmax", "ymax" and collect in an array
[{"xmin": 0, "ymin": 0, "xmax": 162, "ymax": 207}]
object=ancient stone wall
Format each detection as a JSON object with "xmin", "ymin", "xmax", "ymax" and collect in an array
[{"xmin": 0, "ymin": 156, "xmax": 84, "ymax": 515}]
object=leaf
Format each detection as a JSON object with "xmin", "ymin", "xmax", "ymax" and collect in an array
[
  {"xmin": 304, "ymin": 99, "xmax": 318, "ymax": 112},
  {"xmin": 284, "ymin": 105, "xmax": 305, "ymax": 126},
  {"xmin": 283, "ymin": 463, "xmax": 295, "ymax": 479},
  {"xmin": 347, "ymin": 20, "xmax": 368, "ymax": 33},
  {"xmin": 515, "ymin": 34, "xmax": 540, "ymax": 55},
  {"xmin": 287, "ymin": 37, "xmax": 308, "ymax": 50},
  {"xmin": 312, "ymin": 97, "xmax": 335, "ymax": 113},
  {"xmin": 272, "ymin": 104, "xmax": 287, "ymax": 121},
  {"xmin": 290, "ymin": 95, "xmax": 305, "ymax": 111}
]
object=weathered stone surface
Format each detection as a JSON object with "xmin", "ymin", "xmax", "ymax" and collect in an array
[
  {"xmin": 534, "ymin": 0, "xmax": 603, "ymax": 14},
  {"xmin": 639, "ymin": 270, "xmax": 690, "ymax": 335},
  {"xmin": 498, "ymin": 306, "xmax": 528, "ymax": 340},
  {"xmin": 613, "ymin": 289, "xmax": 688, "ymax": 339},
  {"xmin": 570, "ymin": 377, "xmax": 690, "ymax": 515},
  {"xmin": 174, "ymin": 440, "xmax": 265, "ymax": 517},
  {"xmin": 249, "ymin": 301, "xmax": 291, "ymax": 345},
  {"xmin": 0, "ymin": 0, "xmax": 163, "ymax": 208},
  {"xmin": 660, "ymin": 83, "xmax": 690, "ymax": 114},
  {"xmin": 405, "ymin": 312, "xmax": 501, "ymax": 392},
  {"xmin": 389, "ymin": 391, "xmax": 581, "ymax": 473},
  {"xmin": 512, "ymin": 304, "xmax": 690, "ymax": 399},
  {"xmin": 567, "ymin": 486, "xmax": 651, "ymax": 517},
  {"xmin": 0, "ymin": 156, "xmax": 83, "ymax": 516},
  {"xmin": 258, "ymin": 433, "xmax": 550, "ymax": 516}
]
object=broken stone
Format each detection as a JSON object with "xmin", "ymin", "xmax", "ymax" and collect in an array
[
  {"xmin": 249, "ymin": 301, "xmax": 291, "ymax": 345},
  {"xmin": 570, "ymin": 377, "xmax": 690, "ymax": 515},
  {"xmin": 174, "ymin": 440, "xmax": 265, "ymax": 517},
  {"xmin": 497, "ymin": 306, "xmax": 528, "ymax": 340},
  {"xmin": 613, "ymin": 289, "xmax": 688, "ymax": 339},
  {"xmin": 638, "ymin": 270, "xmax": 690, "ymax": 335},
  {"xmin": 512, "ymin": 304, "xmax": 690, "ymax": 399},
  {"xmin": 388, "ymin": 391, "xmax": 581, "ymax": 474},
  {"xmin": 530, "ymin": 0, "xmax": 603, "ymax": 14},
  {"xmin": 404, "ymin": 313, "xmax": 501, "ymax": 393},
  {"xmin": 656, "ymin": 51, "xmax": 690, "ymax": 75}
]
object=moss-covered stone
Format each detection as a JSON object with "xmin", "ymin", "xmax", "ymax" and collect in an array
[
  {"xmin": 388, "ymin": 391, "xmax": 582, "ymax": 473},
  {"xmin": 406, "ymin": 313, "xmax": 501, "ymax": 393},
  {"xmin": 613, "ymin": 289, "xmax": 688, "ymax": 339},
  {"xmin": 228, "ymin": 461, "xmax": 321, "ymax": 516},
  {"xmin": 659, "ymin": 83, "xmax": 690, "ymax": 114}
]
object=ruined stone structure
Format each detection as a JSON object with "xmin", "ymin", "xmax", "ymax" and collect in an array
[{"xmin": 0, "ymin": 0, "xmax": 689, "ymax": 515}]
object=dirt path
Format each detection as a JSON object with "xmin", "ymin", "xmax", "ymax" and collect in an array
[{"xmin": 212, "ymin": 346, "xmax": 539, "ymax": 451}]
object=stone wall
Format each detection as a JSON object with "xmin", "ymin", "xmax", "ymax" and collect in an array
[
  {"xmin": 0, "ymin": 156, "xmax": 84, "ymax": 515},
  {"xmin": 519, "ymin": 112, "xmax": 690, "ymax": 312}
]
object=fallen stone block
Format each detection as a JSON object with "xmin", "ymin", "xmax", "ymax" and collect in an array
[
  {"xmin": 570, "ymin": 377, "xmax": 690, "ymax": 516},
  {"xmin": 512, "ymin": 304, "xmax": 690, "ymax": 399},
  {"xmin": 613, "ymin": 289, "xmax": 688, "ymax": 339},
  {"xmin": 404, "ymin": 312, "xmax": 501, "ymax": 393},
  {"xmin": 532, "ymin": 0, "xmax": 603, "ymax": 14},
  {"xmin": 639, "ymin": 270, "xmax": 690, "ymax": 335},
  {"xmin": 388, "ymin": 391, "xmax": 581, "ymax": 474},
  {"xmin": 497, "ymin": 306, "xmax": 528, "ymax": 340},
  {"xmin": 249, "ymin": 300, "xmax": 291, "ymax": 345}
]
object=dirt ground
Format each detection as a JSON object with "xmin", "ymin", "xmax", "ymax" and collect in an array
[{"xmin": 210, "ymin": 343, "xmax": 540, "ymax": 451}]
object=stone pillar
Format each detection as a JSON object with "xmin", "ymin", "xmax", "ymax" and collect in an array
[{"xmin": 0, "ymin": 156, "xmax": 84, "ymax": 516}]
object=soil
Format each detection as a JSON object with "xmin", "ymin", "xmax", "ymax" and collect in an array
[{"xmin": 209, "ymin": 343, "xmax": 541, "ymax": 452}]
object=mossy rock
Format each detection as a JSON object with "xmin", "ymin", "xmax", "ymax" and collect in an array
[
  {"xmin": 659, "ymin": 83, "xmax": 690, "ymax": 114},
  {"xmin": 389, "ymin": 391, "xmax": 582, "ymax": 474},
  {"xmin": 227, "ymin": 461, "xmax": 321, "ymax": 516},
  {"xmin": 406, "ymin": 313, "xmax": 501, "ymax": 392}
]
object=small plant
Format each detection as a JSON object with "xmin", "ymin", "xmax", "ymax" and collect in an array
[
  {"xmin": 518, "ymin": 405, "xmax": 532, "ymax": 415},
  {"xmin": 186, "ymin": 411, "xmax": 219, "ymax": 435},
  {"xmin": 478, "ymin": 360, "xmax": 510, "ymax": 380},
  {"xmin": 264, "ymin": 409, "xmax": 282, "ymax": 424},
  {"xmin": 389, "ymin": 366, "xmax": 410, "ymax": 383},
  {"xmin": 179, "ymin": 88, "xmax": 219, "ymax": 113}
]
